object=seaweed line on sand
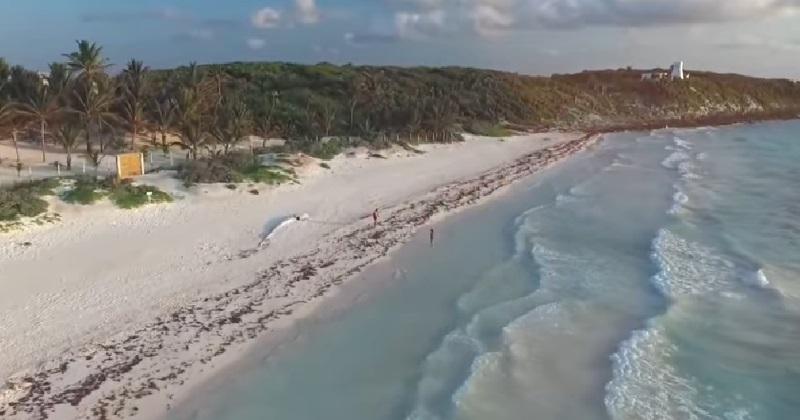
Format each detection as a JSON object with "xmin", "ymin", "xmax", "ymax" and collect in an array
[{"xmin": 0, "ymin": 133, "xmax": 600, "ymax": 420}]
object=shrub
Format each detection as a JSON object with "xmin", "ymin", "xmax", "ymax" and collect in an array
[
  {"xmin": 179, "ymin": 158, "xmax": 245, "ymax": 185},
  {"xmin": 62, "ymin": 177, "xmax": 107, "ymax": 205},
  {"xmin": 109, "ymin": 185, "xmax": 172, "ymax": 209},
  {"xmin": 178, "ymin": 152, "xmax": 297, "ymax": 185},
  {"xmin": 319, "ymin": 162, "xmax": 330, "ymax": 169},
  {"xmin": 466, "ymin": 121, "xmax": 513, "ymax": 137},
  {"xmin": 239, "ymin": 165, "xmax": 296, "ymax": 184},
  {"xmin": 0, "ymin": 178, "xmax": 65, "ymax": 221},
  {"xmin": 0, "ymin": 190, "xmax": 49, "ymax": 221}
]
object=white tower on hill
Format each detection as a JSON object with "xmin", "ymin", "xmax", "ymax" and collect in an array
[{"xmin": 671, "ymin": 61, "xmax": 685, "ymax": 80}]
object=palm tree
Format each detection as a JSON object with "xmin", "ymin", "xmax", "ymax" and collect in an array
[
  {"xmin": 171, "ymin": 63, "xmax": 217, "ymax": 159},
  {"xmin": 47, "ymin": 62, "xmax": 71, "ymax": 95},
  {"xmin": 211, "ymin": 95, "xmax": 251, "ymax": 155},
  {"xmin": 173, "ymin": 87, "xmax": 208, "ymax": 160},
  {"xmin": 0, "ymin": 99, "xmax": 22, "ymax": 163},
  {"xmin": 120, "ymin": 59, "xmax": 150, "ymax": 150},
  {"xmin": 63, "ymin": 40, "xmax": 110, "ymax": 82},
  {"xmin": 54, "ymin": 121, "xmax": 82, "ymax": 170},
  {"xmin": 70, "ymin": 78, "xmax": 118, "ymax": 155},
  {"xmin": 16, "ymin": 83, "xmax": 62, "ymax": 162},
  {"xmin": 151, "ymin": 97, "xmax": 175, "ymax": 153}
]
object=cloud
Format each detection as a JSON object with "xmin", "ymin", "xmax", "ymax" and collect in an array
[
  {"xmin": 395, "ymin": 9, "xmax": 446, "ymax": 38},
  {"xmin": 387, "ymin": 0, "xmax": 800, "ymax": 39},
  {"xmin": 247, "ymin": 38, "xmax": 267, "ymax": 50},
  {"xmin": 473, "ymin": 0, "xmax": 800, "ymax": 32},
  {"xmin": 525, "ymin": 0, "xmax": 800, "ymax": 27},
  {"xmin": 252, "ymin": 7, "xmax": 282, "ymax": 29},
  {"xmin": 296, "ymin": 0, "xmax": 321, "ymax": 24},
  {"xmin": 470, "ymin": 3, "xmax": 514, "ymax": 37}
]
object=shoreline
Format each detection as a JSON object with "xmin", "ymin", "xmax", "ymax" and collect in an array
[
  {"xmin": 0, "ymin": 132, "xmax": 596, "ymax": 419},
  {"xmin": 0, "ymin": 116, "xmax": 797, "ymax": 419}
]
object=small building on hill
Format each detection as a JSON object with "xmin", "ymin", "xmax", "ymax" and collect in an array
[
  {"xmin": 642, "ymin": 61, "xmax": 688, "ymax": 82},
  {"xmin": 641, "ymin": 71, "xmax": 668, "ymax": 81}
]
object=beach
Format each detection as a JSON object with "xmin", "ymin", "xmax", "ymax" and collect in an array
[
  {"xmin": 165, "ymin": 121, "xmax": 800, "ymax": 420},
  {"xmin": 0, "ymin": 131, "xmax": 595, "ymax": 419}
]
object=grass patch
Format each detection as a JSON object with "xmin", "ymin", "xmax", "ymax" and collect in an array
[
  {"xmin": 60, "ymin": 176, "xmax": 173, "ymax": 209},
  {"xmin": 319, "ymin": 162, "xmax": 330, "ymax": 169},
  {"xmin": 109, "ymin": 184, "xmax": 173, "ymax": 209},
  {"xmin": 0, "ymin": 179, "xmax": 61, "ymax": 221},
  {"xmin": 61, "ymin": 177, "xmax": 107, "ymax": 205},
  {"xmin": 239, "ymin": 165, "xmax": 297, "ymax": 185}
]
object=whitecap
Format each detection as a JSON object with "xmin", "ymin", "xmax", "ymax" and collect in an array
[
  {"xmin": 743, "ymin": 268, "xmax": 770, "ymax": 288},
  {"xmin": 605, "ymin": 325, "xmax": 714, "ymax": 420},
  {"xmin": 650, "ymin": 229, "xmax": 738, "ymax": 299},
  {"xmin": 674, "ymin": 137, "xmax": 693, "ymax": 150},
  {"xmin": 661, "ymin": 151, "xmax": 690, "ymax": 170},
  {"xmin": 668, "ymin": 190, "xmax": 689, "ymax": 215}
]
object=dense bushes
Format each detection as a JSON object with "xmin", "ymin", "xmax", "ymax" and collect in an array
[
  {"xmin": 179, "ymin": 151, "xmax": 297, "ymax": 185},
  {"xmin": 151, "ymin": 63, "xmax": 800, "ymax": 141}
]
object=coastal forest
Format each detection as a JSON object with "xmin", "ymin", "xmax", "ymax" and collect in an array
[{"xmin": 2, "ymin": 40, "xmax": 800, "ymax": 166}]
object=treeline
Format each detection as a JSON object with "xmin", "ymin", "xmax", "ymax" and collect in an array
[{"xmin": 2, "ymin": 40, "xmax": 800, "ymax": 168}]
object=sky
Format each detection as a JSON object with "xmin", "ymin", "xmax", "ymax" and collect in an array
[{"xmin": 1, "ymin": 0, "xmax": 799, "ymax": 78}]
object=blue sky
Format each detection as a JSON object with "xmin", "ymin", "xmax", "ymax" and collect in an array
[{"xmin": 1, "ymin": 0, "xmax": 799, "ymax": 78}]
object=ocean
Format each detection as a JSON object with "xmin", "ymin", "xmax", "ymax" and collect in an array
[{"xmin": 171, "ymin": 121, "xmax": 800, "ymax": 420}]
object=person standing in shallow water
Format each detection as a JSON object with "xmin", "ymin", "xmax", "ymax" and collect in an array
[
  {"xmin": 373, "ymin": 208, "xmax": 379, "ymax": 226},
  {"xmin": 429, "ymin": 228, "xmax": 434, "ymax": 247}
]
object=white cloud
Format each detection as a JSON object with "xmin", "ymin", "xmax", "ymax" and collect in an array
[
  {"xmin": 395, "ymin": 9, "xmax": 446, "ymax": 38},
  {"xmin": 296, "ymin": 0, "xmax": 321, "ymax": 24},
  {"xmin": 252, "ymin": 7, "xmax": 282, "ymax": 29},
  {"xmin": 471, "ymin": 4, "xmax": 514, "ymax": 37},
  {"xmin": 387, "ymin": 0, "xmax": 800, "ymax": 39},
  {"xmin": 247, "ymin": 38, "xmax": 267, "ymax": 50},
  {"xmin": 482, "ymin": 0, "xmax": 800, "ymax": 30}
]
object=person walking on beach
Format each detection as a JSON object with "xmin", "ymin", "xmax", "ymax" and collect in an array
[
  {"xmin": 373, "ymin": 208, "xmax": 379, "ymax": 226},
  {"xmin": 430, "ymin": 228, "xmax": 435, "ymax": 247}
]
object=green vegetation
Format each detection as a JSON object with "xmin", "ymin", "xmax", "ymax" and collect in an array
[
  {"xmin": 178, "ymin": 151, "xmax": 297, "ymax": 185},
  {"xmin": 0, "ymin": 179, "xmax": 58, "ymax": 221},
  {"xmin": 2, "ymin": 42, "xmax": 800, "ymax": 192},
  {"xmin": 466, "ymin": 121, "xmax": 514, "ymax": 137},
  {"xmin": 61, "ymin": 177, "xmax": 107, "ymax": 205},
  {"xmin": 239, "ymin": 165, "xmax": 296, "ymax": 184},
  {"xmin": 319, "ymin": 162, "xmax": 330, "ymax": 169},
  {"xmin": 56, "ymin": 176, "xmax": 172, "ymax": 209},
  {"xmin": 109, "ymin": 184, "xmax": 172, "ymax": 209}
]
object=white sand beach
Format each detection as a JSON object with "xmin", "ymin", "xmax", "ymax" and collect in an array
[{"xmin": 0, "ymin": 132, "xmax": 595, "ymax": 419}]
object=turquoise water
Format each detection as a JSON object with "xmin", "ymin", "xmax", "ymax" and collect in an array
[{"xmin": 173, "ymin": 121, "xmax": 800, "ymax": 420}]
